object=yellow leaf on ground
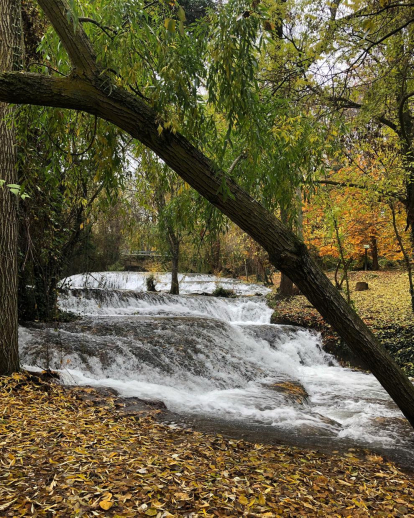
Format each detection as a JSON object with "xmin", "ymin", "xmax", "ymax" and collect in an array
[{"xmin": 99, "ymin": 500, "xmax": 113, "ymax": 510}]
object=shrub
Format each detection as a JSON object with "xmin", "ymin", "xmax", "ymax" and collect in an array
[
  {"xmin": 108, "ymin": 261, "xmax": 125, "ymax": 272},
  {"xmin": 212, "ymin": 285, "xmax": 236, "ymax": 298}
]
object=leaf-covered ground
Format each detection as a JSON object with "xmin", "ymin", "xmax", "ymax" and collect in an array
[
  {"xmin": 270, "ymin": 271, "xmax": 414, "ymax": 376},
  {"xmin": 1, "ymin": 373, "xmax": 414, "ymax": 517}
]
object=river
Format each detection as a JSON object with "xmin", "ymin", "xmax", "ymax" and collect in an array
[{"xmin": 19, "ymin": 271, "xmax": 414, "ymax": 468}]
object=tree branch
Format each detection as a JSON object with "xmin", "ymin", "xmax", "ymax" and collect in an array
[
  {"xmin": 78, "ymin": 17, "xmax": 117, "ymax": 39},
  {"xmin": 37, "ymin": 0, "xmax": 98, "ymax": 76},
  {"xmin": 325, "ymin": 95, "xmax": 399, "ymax": 133},
  {"xmin": 338, "ymin": 2, "xmax": 414, "ymax": 22},
  {"xmin": 354, "ymin": 17, "xmax": 414, "ymax": 66},
  {"xmin": 314, "ymin": 179, "xmax": 407, "ymax": 206},
  {"xmin": 228, "ymin": 152, "xmax": 247, "ymax": 175},
  {"xmin": 398, "ymin": 91, "xmax": 414, "ymax": 145}
]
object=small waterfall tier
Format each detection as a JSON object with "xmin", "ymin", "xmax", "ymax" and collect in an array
[{"xmin": 60, "ymin": 271, "xmax": 271, "ymax": 296}]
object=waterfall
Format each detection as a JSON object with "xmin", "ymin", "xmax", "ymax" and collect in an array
[
  {"xmin": 59, "ymin": 271, "xmax": 271, "ymax": 296},
  {"xmin": 58, "ymin": 288, "xmax": 273, "ymax": 323},
  {"xmin": 20, "ymin": 272, "xmax": 413, "ymax": 457}
]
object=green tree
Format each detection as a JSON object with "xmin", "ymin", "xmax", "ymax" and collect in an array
[{"xmin": 265, "ymin": 0, "xmax": 414, "ymax": 234}]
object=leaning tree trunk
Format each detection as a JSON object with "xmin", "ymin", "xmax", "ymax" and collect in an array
[
  {"xmin": 0, "ymin": 0, "xmax": 23, "ymax": 375},
  {"xmin": 1, "ymin": 0, "xmax": 414, "ymax": 428}
]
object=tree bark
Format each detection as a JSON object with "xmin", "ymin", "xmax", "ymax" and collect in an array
[
  {"xmin": 0, "ymin": 0, "xmax": 414, "ymax": 427},
  {"xmin": 0, "ymin": 0, "xmax": 23, "ymax": 374},
  {"xmin": 390, "ymin": 202, "xmax": 414, "ymax": 312},
  {"xmin": 371, "ymin": 236, "xmax": 380, "ymax": 271},
  {"xmin": 279, "ymin": 272, "xmax": 295, "ymax": 297},
  {"xmin": 168, "ymin": 228, "xmax": 180, "ymax": 295}
]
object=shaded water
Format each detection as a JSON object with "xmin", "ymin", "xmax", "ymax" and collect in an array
[{"xmin": 21, "ymin": 272, "xmax": 413, "ymax": 464}]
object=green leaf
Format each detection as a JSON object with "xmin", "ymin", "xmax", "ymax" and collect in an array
[
  {"xmin": 177, "ymin": 6, "xmax": 186, "ymax": 22},
  {"xmin": 164, "ymin": 18, "xmax": 176, "ymax": 33}
]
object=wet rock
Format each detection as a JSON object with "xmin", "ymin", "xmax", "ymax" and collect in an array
[{"xmin": 267, "ymin": 381, "xmax": 309, "ymax": 405}]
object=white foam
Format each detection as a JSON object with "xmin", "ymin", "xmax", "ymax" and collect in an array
[{"xmin": 58, "ymin": 290, "xmax": 273, "ymax": 324}]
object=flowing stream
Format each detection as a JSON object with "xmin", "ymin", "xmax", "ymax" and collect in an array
[{"xmin": 20, "ymin": 272, "xmax": 413, "ymax": 465}]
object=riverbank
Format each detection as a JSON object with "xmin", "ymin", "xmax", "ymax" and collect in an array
[
  {"xmin": 269, "ymin": 271, "xmax": 414, "ymax": 375},
  {"xmin": 1, "ymin": 372, "xmax": 413, "ymax": 517}
]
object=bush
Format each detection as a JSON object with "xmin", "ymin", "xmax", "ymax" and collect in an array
[
  {"xmin": 146, "ymin": 274, "xmax": 157, "ymax": 292},
  {"xmin": 212, "ymin": 285, "xmax": 236, "ymax": 298},
  {"xmin": 108, "ymin": 261, "xmax": 125, "ymax": 272},
  {"xmin": 378, "ymin": 258, "xmax": 400, "ymax": 269}
]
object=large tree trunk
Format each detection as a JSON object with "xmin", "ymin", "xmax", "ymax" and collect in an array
[
  {"xmin": 0, "ymin": 0, "xmax": 414, "ymax": 427},
  {"xmin": 390, "ymin": 202, "xmax": 414, "ymax": 312},
  {"xmin": 0, "ymin": 0, "xmax": 23, "ymax": 374}
]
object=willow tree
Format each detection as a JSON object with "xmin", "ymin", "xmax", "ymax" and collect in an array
[
  {"xmin": 0, "ymin": 0, "xmax": 23, "ymax": 374},
  {"xmin": 1, "ymin": 0, "xmax": 414, "ymax": 428}
]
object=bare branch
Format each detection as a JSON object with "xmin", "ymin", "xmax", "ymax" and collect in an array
[
  {"xmin": 305, "ymin": 83, "xmax": 400, "ymax": 134},
  {"xmin": 338, "ymin": 2, "xmax": 414, "ymax": 22},
  {"xmin": 352, "ymin": 17, "xmax": 414, "ymax": 68},
  {"xmin": 228, "ymin": 152, "xmax": 247, "ymax": 175},
  {"xmin": 78, "ymin": 17, "xmax": 117, "ymax": 38}
]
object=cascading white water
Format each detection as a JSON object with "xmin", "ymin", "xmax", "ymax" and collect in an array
[
  {"xmin": 60, "ymin": 271, "xmax": 271, "ymax": 296},
  {"xmin": 58, "ymin": 288, "xmax": 273, "ymax": 323},
  {"xmin": 21, "ymin": 272, "xmax": 413, "ymax": 457}
]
